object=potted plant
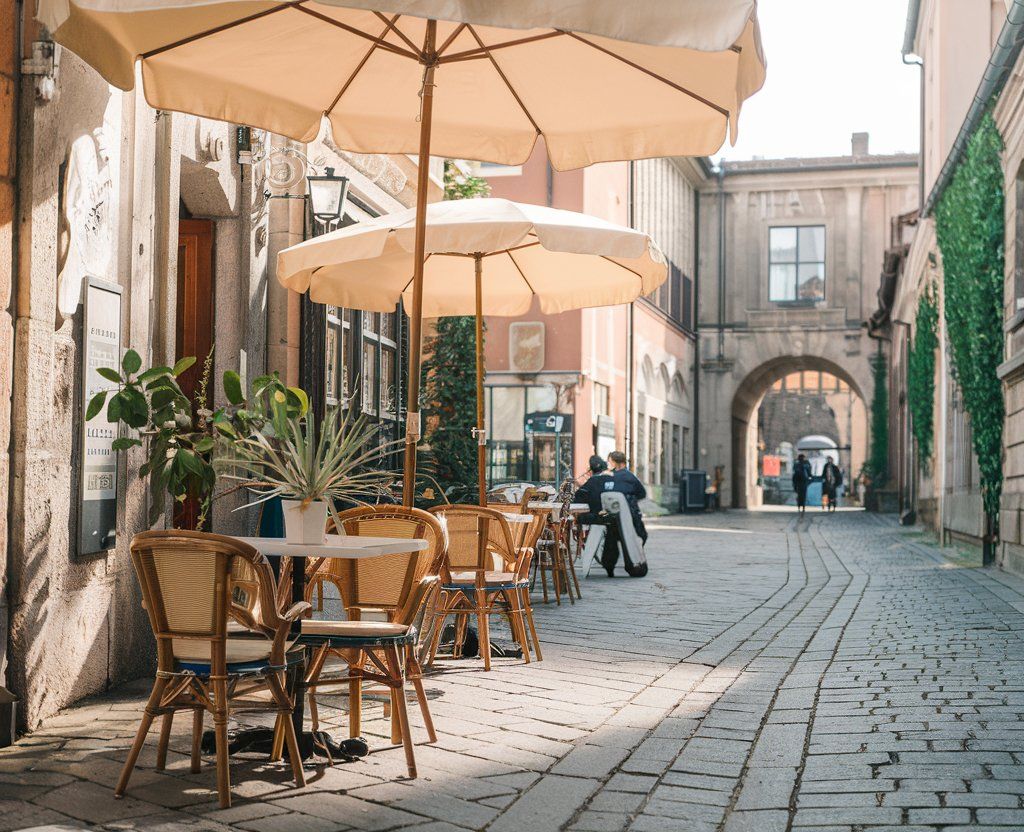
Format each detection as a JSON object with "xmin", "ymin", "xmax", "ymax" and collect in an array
[
  {"xmin": 86, "ymin": 347, "xmax": 307, "ymax": 530},
  {"xmin": 215, "ymin": 406, "xmax": 400, "ymax": 544}
]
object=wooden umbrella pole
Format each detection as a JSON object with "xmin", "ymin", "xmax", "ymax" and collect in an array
[
  {"xmin": 474, "ymin": 254, "xmax": 486, "ymax": 506},
  {"xmin": 402, "ymin": 19, "xmax": 437, "ymax": 507}
]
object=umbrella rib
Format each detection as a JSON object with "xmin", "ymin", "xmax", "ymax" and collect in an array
[
  {"xmin": 140, "ymin": 2, "xmax": 300, "ymax": 59},
  {"xmin": 400, "ymin": 253, "xmax": 433, "ymax": 295},
  {"xmin": 462, "ymin": 25, "xmax": 542, "ymax": 135},
  {"xmin": 326, "ymin": 14, "xmax": 403, "ymax": 115},
  {"xmin": 483, "ymin": 241, "xmax": 541, "ymax": 257},
  {"xmin": 506, "ymin": 251, "xmax": 538, "ymax": 296},
  {"xmin": 438, "ymin": 29, "xmax": 565, "ymax": 62},
  {"xmin": 293, "ymin": 5, "xmax": 420, "ymax": 60},
  {"xmin": 565, "ymin": 33, "xmax": 730, "ymax": 119},
  {"xmin": 372, "ymin": 11, "xmax": 422, "ymax": 55},
  {"xmin": 436, "ymin": 23, "xmax": 469, "ymax": 56},
  {"xmin": 598, "ymin": 254, "xmax": 645, "ymax": 288}
]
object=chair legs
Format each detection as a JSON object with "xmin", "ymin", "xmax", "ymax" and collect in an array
[
  {"xmin": 191, "ymin": 709, "xmax": 203, "ymax": 773},
  {"xmin": 406, "ymin": 647, "xmax": 437, "ymax": 744},
  {"xmin": 212, "ymin": 678, "xmax": 231, "ymax": 809},
  {"xmin": 155, "ymin": 712, "xmax": 174, "ymax": 771},
  {"xmin": 115, "ymin": 676, "xmax": 168, "ymax": 799},
  {"xmin": 385, "ymin": 646, "xmax": 416, "ymax": 778},
  {"xmin": 520, "ymin": 586, "xmax": 543, "ymax": 662}
]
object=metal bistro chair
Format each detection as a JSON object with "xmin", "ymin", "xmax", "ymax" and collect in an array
[
  {"xmin": 301, "ymin": 506, "xmax": 444, "ymax": 778},
  {"xmin": 117, "ymin": 531, "xmax": 309, "ymax": 809},
  {"xmin": 428, "ymin": 505, "xmax": 542, "ymax": 670}
]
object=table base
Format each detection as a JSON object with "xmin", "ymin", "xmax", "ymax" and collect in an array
[{"xmin": 200, "ymin": 727, "xmax": 369, "ymax": 762}]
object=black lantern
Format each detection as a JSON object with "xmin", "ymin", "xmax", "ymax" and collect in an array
[{"xmin": 307, "ymin": 166, "xmax": 349, "ymax": 229}]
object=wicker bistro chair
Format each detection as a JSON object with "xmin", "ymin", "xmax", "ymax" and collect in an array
[
  {"xmin": 300, "ymin": 506, "xmax": 445, "ymax": 778},
  {"xmin": 117, "ymin": 531, "xmax": 309, "ymax": 809},
  {"xmin": 427, "ymin": 505, "xmax": 543, "ymax": 670}
]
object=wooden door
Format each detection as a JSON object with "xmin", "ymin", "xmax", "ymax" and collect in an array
[
  {"xmin": 175, "ymin": 219, "xmax": 214, "ymax": 529},
  {"xmin": 176, "ymin": 219, "xmax": 214, "ymax": 407}
]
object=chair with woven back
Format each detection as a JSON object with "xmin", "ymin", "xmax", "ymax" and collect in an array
[
  {"xmin": 427, "ymin": 504, "xmax": 542, "ymax": 670},
  {"xmin": 117, "ymin": 530, "xmax": 309, "ymax": 809},
  {"xmin": 300, "ymin": 505, "xmax": 444, "ymax": 778}
]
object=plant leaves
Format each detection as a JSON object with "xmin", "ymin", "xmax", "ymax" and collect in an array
[
  {"xmin": 97, "ymin": 367, "xmax": 122, "ymax": 384},
  {"xmin": 122, "ymin": 349, "xmax": 142, "ymax": 376},
  {"xmin": 86, "ymin": 391, "xmax": 108, "ymax": 421},
  {"xmin": 223, "ymin": 370, "xmax": 244, "ymax": 405},
  {"xmin": 112, "ymin": 437, "xmax": 142, "ymax": 451},
  {"xmin": 138, "ymin": 366, "xmax": 173, "ymax": 383},
  {"xmin": 172, "ymin": 356, "xmax": 197, "ymax": 377}
]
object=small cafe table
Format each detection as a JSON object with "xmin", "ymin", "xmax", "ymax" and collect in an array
[{"xmin": 228, "ymin": 533, "xmax": 429, "ymax": 760}]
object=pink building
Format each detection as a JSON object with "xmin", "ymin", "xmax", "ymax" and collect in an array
[{"xmin": 478, "ymin": 143, "xmax": 704, "ymax": 508}]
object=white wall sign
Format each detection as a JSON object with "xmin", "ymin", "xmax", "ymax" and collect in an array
[{"xmin": 79, "ymin": 278, "xmax": 122, "ymax": 556}]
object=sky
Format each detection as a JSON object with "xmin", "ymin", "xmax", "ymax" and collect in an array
[{"xmin": 714, "ymin": 0, "xmax": 921, "ymax": 163}]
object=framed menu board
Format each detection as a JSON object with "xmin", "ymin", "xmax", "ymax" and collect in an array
[{"xmin": 79, "ymin": 277, "xmax": 122, "ymax": 556}]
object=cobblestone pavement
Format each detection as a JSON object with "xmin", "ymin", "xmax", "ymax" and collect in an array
[{"xmin": 5, "ymin": 510, "xmax": 1024, "ymax": 831}]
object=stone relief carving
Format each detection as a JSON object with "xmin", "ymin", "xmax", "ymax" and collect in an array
[
  {"xmin": 57, "ymin": 127, "xmax": 113, "ymax": 316},
  {"xmin": 322, "ymin": 134, "xmax": 408, "ymax": 196}
]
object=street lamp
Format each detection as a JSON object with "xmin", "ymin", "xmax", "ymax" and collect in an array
[{"xmin": 307, "ymin": 166, "xmax": 350, "ymax": 232}]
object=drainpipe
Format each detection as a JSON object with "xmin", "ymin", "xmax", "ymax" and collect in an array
[
  {"xmin": 716, "ymin": 166, "xmax": 726, "ymax": 361},
  {"xmin": 902, "ymin": 0, "xmax": 925, "ymax": 207},
  {"xmin": 625, "ymin": 161, "xmax": 635, "ymax": 465},
  {"xmin": 692, "ymin": 189, "xmax": 701, "ymax": 467}
]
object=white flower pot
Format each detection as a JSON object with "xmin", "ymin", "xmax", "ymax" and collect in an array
[{"xmin": 282, "ymin": 498, "xmax": 327, "ymax": 545}]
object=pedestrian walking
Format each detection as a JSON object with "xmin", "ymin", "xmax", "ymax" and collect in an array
[
  {"xmin": 822, "ymin": 458, "xmax": 843, "ymax": 512},
  {"xmin": 792, "ymin": 453, "xmax": 812, "ymax": 514}
]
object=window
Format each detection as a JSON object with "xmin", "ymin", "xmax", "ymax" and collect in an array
[
  {"xmin": 769, "ymin": 225, "xmax": 825, "ymax": 303},
  {"xmin": 636, "ymin": 413, "xmax": 646, "ymax": 482},
  {"xmin": 661, "ymin": 420, "xmax": 671, "ymax": 486},
  {"xmin": 672, "ymin": 424, "xmax": 681, "ymax": 484},
  {"xmin": 649, "ymin": 262, "xmax": 692, "ymax": 328},
  {"xmin": 649, "ymin": 416, "xmax": 659, "ymax": 485},
  {"xmin": 592, "ymin": 381, "xmax": 610, "ymax": 421}
]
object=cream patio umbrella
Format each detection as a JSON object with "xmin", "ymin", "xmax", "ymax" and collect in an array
[
  {"xmin": 277, "ymin": 197, "xmax": 667, "ymax": 504},
  {"xmin": 39, "ymin": 0, "xmax": 765, "ymax": 504}
]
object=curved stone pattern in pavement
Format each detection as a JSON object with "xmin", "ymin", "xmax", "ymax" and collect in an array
[{"xmin": 3, "ymin": 510, "xmax": 1024, "ymax": 831}]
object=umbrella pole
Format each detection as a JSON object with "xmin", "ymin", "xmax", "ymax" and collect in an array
[
  {"xmin": 402, "ymin": 20, "xmax": 437, "ymax": 507},
  {"xmin": 474, "ymin": 254, "xmax": 486, "ymax": 506}
]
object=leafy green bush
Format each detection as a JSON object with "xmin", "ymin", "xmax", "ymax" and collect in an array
[
  {"xmin": 934, "ymin": 112, "xmax": 1005, "ymax": 522},
  {"xmin": 907, "ymin": 284, "xmax": 939, "ymax": 470},
  {"xmin": 868, "ymin": 350, "xmax": 889, "ymax": 486}
]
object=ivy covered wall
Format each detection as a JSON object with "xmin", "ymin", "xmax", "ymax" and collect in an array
[
  {"xmin": 934, "ymin": 112, "xmax": 1005, "ymax": 526},
  {"xmin": 907, "ymin": 285, "xmax": 939, "ymax": 471}
]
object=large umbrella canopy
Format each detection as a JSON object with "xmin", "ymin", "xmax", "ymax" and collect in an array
[
  {"xmin": 278, "ymin": 198, "xmax": 666, "ymax": 317},
  {"xmin": 38, "ymin": 0, "xmax": 765, "ymax": 168},
  {"xmin": 41, "ymin": 0, "xmax": 764, "ymax": 505},
  {"xmin": 277, "ymin": 197, "xmax": 667, "ymax": 503}
]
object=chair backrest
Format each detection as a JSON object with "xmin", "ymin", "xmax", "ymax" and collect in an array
[
  {"xmin": 519, "ymin": 486, "xmax": 542, "ymax": 511},
  {"xmin": 130, "ymin": 530, "xmax": 282, "ymax": 669},
  {"xmin": 326, "ymin": 505, "xmax": 445, "ymax": 616},
  {"xmin": 429, "ymin": 504, "xmax": 518, "ymax": 575}
]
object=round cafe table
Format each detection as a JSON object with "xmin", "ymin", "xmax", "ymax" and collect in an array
[{"xmin": 214, "ymin": 533, "xmax": 429, "ymax": 760}]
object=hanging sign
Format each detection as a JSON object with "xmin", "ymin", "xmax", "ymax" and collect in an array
[{"xmin": 79, "ymin": 278, "xmax": 122, "ymax": 556}]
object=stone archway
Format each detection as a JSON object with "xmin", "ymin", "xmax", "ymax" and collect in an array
[{"xmin": 729, "ymin": 354, "xmax": 869, "ymax": 508}]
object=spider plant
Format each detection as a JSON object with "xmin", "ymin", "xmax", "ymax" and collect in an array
[{"xmin": 215, "ymin": 405, "xmax": 403, "ymax": 529}]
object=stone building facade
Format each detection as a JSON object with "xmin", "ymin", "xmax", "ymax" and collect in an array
[
  {"xmin": 697, "ymin": 139, "xmax": 918, "ymax": 508},
  {"xmin": 2, "ymin": 11, "xmax": 431, "ymax": 730}
]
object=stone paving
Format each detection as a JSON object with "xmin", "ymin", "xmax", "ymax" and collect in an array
[{"xmin": 5, "ymin": 509, "xmax": 1024, "ymax": 831}]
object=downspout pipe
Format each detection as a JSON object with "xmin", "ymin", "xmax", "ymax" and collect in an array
[
  {"xmin": 716, "ymin": 166, "xmax": 725, "ymax": 361},
  {"xmin": 692, "ymin": 189, "xmax": 701, "ymax": 468},
  {"xmin": 920, "ymin": 0, "xmax": 1024, "ymax": 217},
  {"xmin": 625, "ymin": 161, "xmax": 635, "ymax": 466}
]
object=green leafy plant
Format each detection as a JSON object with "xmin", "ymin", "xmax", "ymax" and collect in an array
[
  {"xmin": 907, "ymin": 284, "xmax": 939, "ymax": 470},
  {"xmin": 934, "ymin": 111, "xmax": 1005, "ymax": 527},
  {"xmin": 867, "ymin": 350, "xmax": 889, "ymax": 487},
  {"xmin": 215, "ymin": 407, "xmax": 401, "ymax": 525},
  {"xmin": 87, "ymin": 349, "xmax": 307, "ymax": 530},
  {"xmin": 419, "ymin": 161, "xmax": 493, "ymax": 503}
]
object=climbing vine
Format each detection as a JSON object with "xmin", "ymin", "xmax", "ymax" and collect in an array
[
  {"xmin": 934, "ymin": 111, "xmax": 1005, "ymax": 523},
  {"xmin": 867, "ymin": 350, "xmax": 889, "ymax": 486},
  {"xmin": 420, "ymin": 162, "xmax": 491, "ymax": 502},
  {"xmin": 907, "ymin": 284, "xmax": 939, "ymax": 470}
]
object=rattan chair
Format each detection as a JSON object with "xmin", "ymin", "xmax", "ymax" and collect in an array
[
  {"xmin": 117, "ymin": 530, "xmax": 309, "ymax": 809},
  {"xmin": 427, "ymin": 505, "xmax": 542, "ymax": 670},
  {"xmin": 301, "ymin": 506, "xmax": 445, "ymax": 778}
]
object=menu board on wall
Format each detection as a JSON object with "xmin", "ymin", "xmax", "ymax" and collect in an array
[{"xmin": 79, "ymin": 278, "xmax": 122, "ymax": 556}]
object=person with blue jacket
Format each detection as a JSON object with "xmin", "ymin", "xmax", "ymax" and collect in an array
[{"xmin": 608, "ymin": 450, "xmax": 648, "ymax": 544}]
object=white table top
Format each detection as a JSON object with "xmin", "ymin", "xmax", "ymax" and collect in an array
[
  {"xmin": 529, "ymin": 501, "xmax": 589, "ymax": 513},
  {"xmin": 236, "ymin": 534, "xmax": 429, "ymax": 559},
  {"xmin": 500, "ymin": 512, "xmax": 533, "ymax": 525}
]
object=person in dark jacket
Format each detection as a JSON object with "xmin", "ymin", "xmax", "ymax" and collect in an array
[
  {"xmin": 574, "ymin": 455, "xmax": 620, "ymax": 576},
  {"xmin": 792, "ymin": 453, "xmax": 812, "ymax": 514},
  {"xmin": 822, "ymin": 458, "xmax": 843, "ymax": 512},
  {"xmin": 608, "ymin": 450, "xmax": 648, "ymax": 544}
]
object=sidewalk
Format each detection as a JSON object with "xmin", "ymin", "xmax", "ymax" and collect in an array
[{"xmin": 4, "ymin": 510, "xmax": 1024, "ymax": 831}]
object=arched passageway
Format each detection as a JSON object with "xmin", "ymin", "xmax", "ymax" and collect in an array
[{"xmin": 730, "ymin": 355, "xmax": 868, "ymax": 508}]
